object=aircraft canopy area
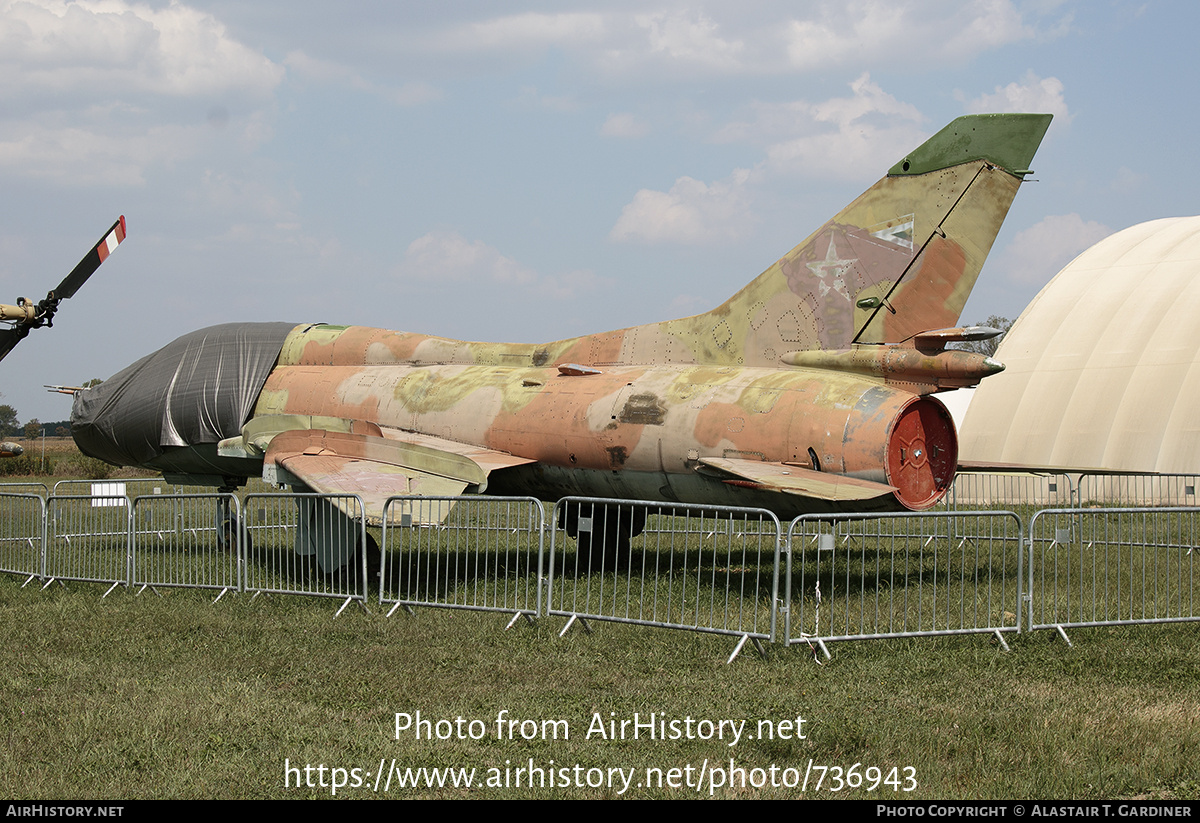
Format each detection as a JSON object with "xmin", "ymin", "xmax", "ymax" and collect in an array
[
  {"xmin": 73, "ymin": 322, "xmax": 298, "ymax": 466},
  {"xmin": 959, "ymin": 217, "xmax": 1200, "ymax": 473}
]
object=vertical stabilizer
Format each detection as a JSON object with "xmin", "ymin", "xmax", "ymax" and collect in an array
[{"xmin": 608, "ymin": 114, "xmax": 1051, "ymax": 367}]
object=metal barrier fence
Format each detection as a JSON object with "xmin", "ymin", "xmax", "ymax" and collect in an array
[
  {"xmin": 946, "ymin": 471, "xmax": 1076, "ymax": 510},
  {"xmin": 53, "ymin": 478, "xmax": 179, "ymax": 499},
  {"xmin": 546, "ymin": 498, "xmax": 781, "ymax": 660},
  {"xmin": 1028, "ymin": 507, "xmax": 1199, "ymax": 643},
  {"xmin": 2, "ymin": 482, "xmax": 1199, "ymax": 655},
  {"xmin": 240, "ymin": 492, "xmax": 370, "ymax": 613},
  {"xmin": 0, "ymin": 482, "xmax": 49, "ymax": 498},
  {"xmin": 1076, "ymin": 474, "xmax": 1200, "ymax": 507},
  {"xmin": 45, "ymin": 494, "xmax": 132, "ymax": 596},
  {"xmin": 786, "ymin": 511, "xmax": 1024, "ymax": 655},
  {"xmin": 55, "ymin": 479, "xmax": 187, "ymax": 549},
  {"xmin": 130, "ymin": 494, "xmax": 242, "ymax": 599},
  {"xmin": 380, "ymin": 496, "xmax": 545, "ymax": 621},
  {"xmin": 0, "ymin": 493, "xmax": 45, "ymax": 582}
]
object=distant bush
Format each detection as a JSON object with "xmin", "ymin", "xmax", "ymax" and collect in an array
[
  {"xmin": 0, "ymin": 454, "xmax": 55, "ymax": 476},
  {"xmin": 56, "ymin": 455, "xmax": 115, "ymax": 480}
]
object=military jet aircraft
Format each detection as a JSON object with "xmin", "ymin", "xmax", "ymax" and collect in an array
[
  {"xmin": 70, "ymin": 114, "xmax": 1050, "ymax": 570},
  {"xmin": 0, "ymin": 217, "xmax": 127, "ymax": 362}
]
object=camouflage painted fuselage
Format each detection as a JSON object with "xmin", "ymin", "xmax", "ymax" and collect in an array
[{"xmin": 252, "ymin": 322, "xmax": 958, "ymax": 515}]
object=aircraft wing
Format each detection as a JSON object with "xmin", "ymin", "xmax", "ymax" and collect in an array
[
  {"xmin": 258, "ymin": 425, "xmax": 534, "ymax": 526},
  {"xmin": 698, "ymin": 457, "xmax": 897, "ymax": 502}
]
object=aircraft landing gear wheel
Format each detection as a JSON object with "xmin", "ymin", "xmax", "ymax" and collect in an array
[
  {"xmin": 559, "ymin": 503, "xmax": 646, "ymax": 573},
  {"xmin": 219, "ymin": 515, "xmax": 253, "ymax": 556}
]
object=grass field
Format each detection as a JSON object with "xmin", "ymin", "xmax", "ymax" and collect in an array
[
  {"xmin": 1, "ymin": 460, "xmax": 1197, "ymax": 799},
  {"xmin": 1, "ymin": 570, "xmax": 1198, "ymax": 800}
]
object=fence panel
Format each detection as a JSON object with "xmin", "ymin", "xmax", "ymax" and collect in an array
[
  {"xmin": 53, "ymin": 478, "xmax": 179, "ymax": 498},
  {"xmin": 0, "ymin": 482, "xmax": 49, "ymax": 499},
  {"xmin": 1028, "ymin": 508, "xmax": 1198, "ymax": 632},
  {"xmin": 0, "ymin": 493, "xmax": 45, "ymax": 579},
  {"xmin": 947, "ymin": 472, "xmax": 1075, "ymax": 511},
  {"xmin": 547, "ymin": 498, "xmax": 780, "ymax": 644},
  {"xmin": 130, "ymin": 494, "xmax": 242, "ymax": 594},
  {"xmin": 380, "ymin": 496, "xmax": 545, "ymax": 618},
  {"xmin": 786, "ymin": 511, "xmax": 1024, "ymax": 648},
  {"xmin": 45, "ymin": 494, "xmax": 132, "ymax": 591},
  {"xmin": 1077, "ymin": 474, "xmax": 1200, "ymax": 507},
  {"xmin": 241, "ymin": 492, "xmax": 370, "ymax": 607}
]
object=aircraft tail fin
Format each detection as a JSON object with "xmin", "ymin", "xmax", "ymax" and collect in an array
[{"xmin": 614, "ymin": 114, "xmax": 1051, "ymax": 367}]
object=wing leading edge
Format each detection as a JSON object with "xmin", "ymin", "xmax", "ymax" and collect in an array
[{"xmin": 227, "ymin": 416, "xmax": 534, "ymax": 525}]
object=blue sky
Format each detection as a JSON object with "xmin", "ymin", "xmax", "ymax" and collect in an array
[{"xmin": 0, "ymin": 0, "xmax": 1195, "ymax": 422}]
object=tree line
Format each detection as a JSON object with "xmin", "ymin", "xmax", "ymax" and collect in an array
[{"xmin": 0, "ymin": 409, "xmax": 73, "ymax": 440}]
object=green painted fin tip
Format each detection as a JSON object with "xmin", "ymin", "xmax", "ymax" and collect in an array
[{"xmin": 889, "ymin": 113, "xmax": 1053, "ymax": 178}]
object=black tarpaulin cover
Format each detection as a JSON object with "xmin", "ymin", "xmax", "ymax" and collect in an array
[{"xmin": 72, "ymin": 322, "xmax": 299, "ymax": 466}]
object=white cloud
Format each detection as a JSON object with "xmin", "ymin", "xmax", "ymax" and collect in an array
[
  {"xmin": 635, "ymin": 10, "xmax": 745, "ymax": 70},
  {"xmin": 199, "ymin": 169, "xmax": 296, "ymax": 223},
  {"xmin": 359, "ymin": 2, "xmax": 1066, "ymax": 81},
  {"xmin": 433, "ymin": 12, "xmax": 607, "ymax": 53},
  {"xmin": 601, "ymin": 112, "xmax": 648, "ymax": 138},
  {"xmin": 0, "ymin": 0, "xmax": 284, "ymax": 99},
  {"xmin": 965, "ymin": 71, "xmax": 1070, "ymax": 122},
  {"xmin": 610, "ymin": 168, "xmax": 754, "ymax": 245},
  {"xmin": 608, "ymin": 73, "xmax": 934, "ymax": 246},
  {"xmin": 398, "ymin": 231, "xmax": 537, "ymax": 286},
  {"xmin": 395, "ymin": 231, "xmax": 604, "ymax": 300},
  {"xmin": 717, "ymin": 74, "xmax": 926, "ymax": 181},
  {"xmin": 784, "ymin": 3, "xmax": 907, "ymax": 70},
  {"xmin": 0, "ymin": 119, "xmax": 215, "ymax": 185},
  {"xmin": 998, "ymin": 213, "xmax": 1112, "ymax": 286},
  {"xmin": 0, "ymin": 103, "xmax": 275, "ymax": 186},
  {"xmin": 784, "ymin": 0, "xmax": 1035, "ymax": 70},
  {"xmin": 0, "ymin": 1, "xmax": 286, "ymax": 185}
]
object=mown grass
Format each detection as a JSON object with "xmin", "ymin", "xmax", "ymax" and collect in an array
[
  {"xmin": 1, "ymin": 572, "xmax": 1198, "ymax": 800},
  {"xmin": 2, "ymin": 479, "xmax": 1198, "ymax": 799}
]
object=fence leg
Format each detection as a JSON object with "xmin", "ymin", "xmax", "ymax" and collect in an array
[
  {"xmin": 505, "ymin": 612, "xmax": 535, "ymax": 630},
  {"xmin": 725, "ymin": 634, "xmax": 768, "ymax": 664},
  {"xmin": 332, "ymin": 595, "xmax": 368, "ymax": 618},
  {"xmin": 991, "ymin": 629, "xmax": 1010, "ymax": 652},
  {"xmin": 1054, "ymin": 625, "xmax": 1073, "ymax": 647},
  {"xmin": 559, "ymin": 614, "xmax": 592, "ymax": 637},
  {"xmin": 386, "ymin": 602, "xmax": 416, "ymax": 618}
]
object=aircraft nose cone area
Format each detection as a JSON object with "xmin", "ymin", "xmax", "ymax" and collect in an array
[
  {"xmin": 70, "ymin": 322, "xmax": 297, "ymax": 468},
  {"xmin": 71, "ymin": 378, "xmax": 153, "ymax": 466}
]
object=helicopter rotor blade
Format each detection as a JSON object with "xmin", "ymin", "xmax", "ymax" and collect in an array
[
  {"xmin": 0, "ymin": 216, "xmax": 126, "ymax": 364},
  {"xmin": 54, "ymin": 215, "xmax": 126, "ymax": 300},
  {"xmin": 0, "ymin": 326, "xmax": 29, "ymax": 362}
]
